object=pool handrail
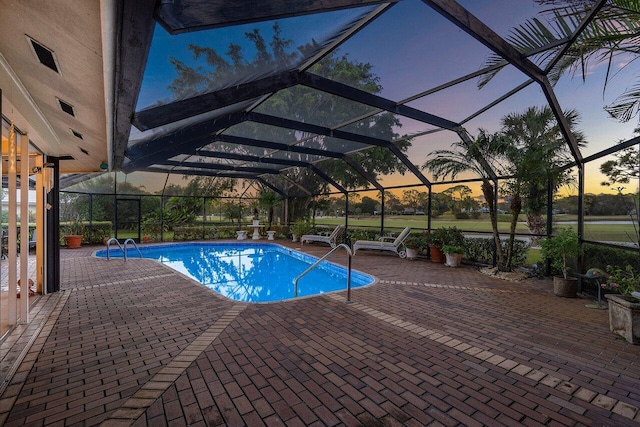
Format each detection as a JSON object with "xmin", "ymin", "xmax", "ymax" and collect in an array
[
  {"xmin": 105, "ymin": 238, "xmax": 123, "ymax": 261},
  {"xmin": 293, "ymin": 243, "xmax": 353, "ymax": 302},
  {"xmin": 123, "ymin": 238, "xmax": 143, "ymax": 260}
]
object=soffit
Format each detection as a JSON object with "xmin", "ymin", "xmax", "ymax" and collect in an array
[{"xmin": 0, "ymin": 0, "xmax": 107, "ymax": 173}]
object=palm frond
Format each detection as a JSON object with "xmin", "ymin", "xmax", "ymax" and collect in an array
[{"xmin": 605, "ymin": 79, "xmax": 640, "ymax": 122}]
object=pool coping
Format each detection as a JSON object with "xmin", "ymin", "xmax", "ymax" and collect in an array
[{"xmin": 91, "ymin": 241, "xmax": 379, "ymax": 304}]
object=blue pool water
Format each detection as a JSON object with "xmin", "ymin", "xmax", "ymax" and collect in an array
[{"xmin": 94, "ymin": 243, "xmax": 374, "ymax": 303}]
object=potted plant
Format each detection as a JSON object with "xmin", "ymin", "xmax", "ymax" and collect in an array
[
  {"xmin": 603, "ymin": 265, "xmax": 640, "ymax": 344},
  {"xmin": 63, "ymin": 215, "xmax": 84, "ymax": 249},
  {"xmin": 540, "ymin": 228, "xmax": 580, "ymax": 297},
  {"xmin": 442, "ymin": 244, "xmax": 465, "ymax": 267},
  {"xmin": 428, "ymin": 227, "xmax": 465, "ymax": 263},
  {"xmin": 426, "ymin": 228, "xmax": 446, "ymax": 263},
  {"xmin": 404, "ymin": 235, "xmax": 424, "ymax": 260},
  {"xmin": 291, "ymin": 220, "xmax": 311, "ymax": 242}
]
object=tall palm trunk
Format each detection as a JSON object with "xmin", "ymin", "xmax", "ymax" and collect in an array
[
  {"xmin": 506, "ymin": 193, "xmax": 522, "ymax": 269},
  {"xmin": 482, "ymin": 179, "xmax": 504, "ymax": 268},
  {"xmin": 526, "ymin": 212, "xmax": 545, "ymax": 245}
]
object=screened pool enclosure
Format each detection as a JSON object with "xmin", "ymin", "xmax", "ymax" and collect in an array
[{"xmin": 61, "ymin": 0, "xmax": 638, "ymax": 269}]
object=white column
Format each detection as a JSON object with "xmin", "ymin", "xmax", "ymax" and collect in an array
[
  {"xmin": 35, "ymin": 156, "xmax": 44, "ymax": 295},
  {"xmin": 19, "ymin": 132, "xmax": 30, "ymax": 323},
  {"xmin": 8, "ymin": 124, "xmax": 18, "ymax": 325}
]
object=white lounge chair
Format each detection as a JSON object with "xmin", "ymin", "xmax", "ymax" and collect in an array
[
  {"xmin": 301, "ymin": 225, "xmax": 345, "ymax": 248},
  {"xmin": 352, "ymin": 227, "xmax": 411, "ymax": 258}
]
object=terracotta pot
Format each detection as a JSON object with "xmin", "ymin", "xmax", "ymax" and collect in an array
[
  {"xmin": 553, "ymin": 276, "xmax": 577, "ymax": 298},
  {"xmin": 64, "ymin": 235, "xmax": 82, "ymax": 249},
  {"xmin": 429, "ymin": 244, "xmax": 445, "ymax": 263},
  {"xmin": 605, "ymin": 294, "xmax": 640, "ymax": 345}
]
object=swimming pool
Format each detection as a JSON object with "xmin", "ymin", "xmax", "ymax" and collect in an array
[{"xmin": 93, "ymin": 242, "xmax": 374, "ymax": 303}]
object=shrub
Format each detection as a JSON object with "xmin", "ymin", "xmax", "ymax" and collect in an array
[
  {"xmin": 540, "ymin": 228, "xmax": 580, "ymax": 279},
  {"xmin": 583, "ymin": 244, "xmax": 638, "ymax": 272},
  {"xmin": 464, "ymin": 237, "xmax": 529, "ymax": 267},
  {"xmin": 455, "ymin": 212, "xmax": 470, "ymax": 220}
]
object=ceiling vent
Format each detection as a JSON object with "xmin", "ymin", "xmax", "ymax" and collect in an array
[
  {"xmin": 57, "ymin": 98, "xmax": 76, "ymax": 117},
  {"xmin": 79, "ymin": 147, "xmax": 89, "ymax": 156},
  {"xmin": 27, "ymin": 36, "xmax": 60, "ymax": 73},
  {"xmin": 71, "ymin": 129, "xmax": 84, "ymax": 139}
]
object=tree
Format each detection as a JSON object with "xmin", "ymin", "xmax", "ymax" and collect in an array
[
  {"xmin": 600, "ymin": 127, "xmax": 640, "ymax": 186},
  {"xmin": 499, "ymin": 106, "xmax": 586, "ymax": 268},
  {"xmin": 423, "ymin": 130, "xmax": 508, "ymax": 267},
  {"xmin": 358, "ymin": 196, "xmax": 378, "ymax": 215},
  {"xmin": 382, "ymin": 192, "xmax": 402, "ymax": 215},
  {"xmin": 442, "ymin": 185, "xmax": 472, "ymax": 214},
  {"xmin": 258, "ymin": 189, "xmax": 280, "ymax": 230},
  {"xmin": 479, "ymin": 1, "xmax": 640, "ymax": 124},
  {"xmin": 431, "ymin": 192, "xmax": 452, "ymax": 217},
  {"xmin": 168, "ymin": 22, "xmax": 412, "ymax": 220},
  {"xmin": 600, "ymin": 127, "xmax": 640, "ymax": 247}
]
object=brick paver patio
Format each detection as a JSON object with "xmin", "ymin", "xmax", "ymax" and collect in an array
[{"xmin": 0, "ymin": 240, "xmax": 638, "ymax": 426}]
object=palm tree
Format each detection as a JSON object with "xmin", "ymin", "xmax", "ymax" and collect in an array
[
  {"xmin": 479, "ymin": 1, "xmax": 640, "ymax": 123},
  {"xmin": 500, "ymin": 106, "xmax": 586, "ymax": 268},
  {"xmin": 258, "ymin": 189, "xmax": 280, "ymax": 230},
  {"xmin": 423, "ymin": 130, "xmax": 508, "ymax": 268}
]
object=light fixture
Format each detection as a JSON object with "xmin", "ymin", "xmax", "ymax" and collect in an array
[{"xmin": 100, "ymin": 161, "xmax": 108, "ymax": 171}]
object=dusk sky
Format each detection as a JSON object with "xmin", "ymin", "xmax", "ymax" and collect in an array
[{"xmin": 131, "ymin": 0, "xmax": 638, "ymax": 196}]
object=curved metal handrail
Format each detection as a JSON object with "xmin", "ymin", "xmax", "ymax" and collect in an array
[
  {"xmin": 105, "ymin": 238, "xmax": 123, "ymax": 261},
  {"xmin": 293, "ymin": 243, "xmax": 353, "ymax": 301},
  {"xmin": 123, "ymin": 238, "xmax": 143, "ymax": 260}
]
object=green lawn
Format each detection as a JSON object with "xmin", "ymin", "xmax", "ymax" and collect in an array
[{"xmin": 314, "ymin": 215, "xmax": 638, "ymax": 244}]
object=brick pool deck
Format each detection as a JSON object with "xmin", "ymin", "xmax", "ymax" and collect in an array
[{"xmin": 0, "ymin": 241, "xmax": 638, "ymax": 426}]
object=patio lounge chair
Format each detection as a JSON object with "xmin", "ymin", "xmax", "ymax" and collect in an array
[
  {"xmin": 352, "ymin": 227, "xmax": 411, "ymax": 258},
  {"xmin": 301, "ymin": 225, "xmax": 345, "ymax": 248}
]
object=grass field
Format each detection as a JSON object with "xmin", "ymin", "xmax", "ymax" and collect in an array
[{"xmin": 314, "ymin": 214, "xmax": 639, "ymax": 244}]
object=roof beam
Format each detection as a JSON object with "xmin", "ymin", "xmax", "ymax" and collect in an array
[
  {"xmin": 123, "ymin": 112, "xmax": 246, "ymax": 171},
  {"xmin": 545, "ymin": 0, "xmax": 607, "ymax": 73},
  {"xmin": 340, "ymin": 155, "xmax": 384, "ymax": 192},
  {"xmin": 256, "ymin": 177, "xmax": 289, "ymax": 199},
  {"xmin": 160, "ymin": 160, "xmax": 280, "ymax": 175},
  {"xmin": 540, "ymin": 78, "xmax": 583, "ymax": 165},
  {"xmin": 308, "ymin": 165, "xmax": 348, "ymax": 194},
  {"xmin": 197, "ymin": 149, "xmax": 311, "ymax": 168},
  {"xmin": 298, "ymin": 73, "xmax": 460, "ymax": 131},
  {"xmin": 280, "ymin": 174, "xmax": 314, "ymax": 196},
  {"xmin": 248, "ymin": 112, "xmax": 388, "ymax": 147},
  {"xmin": 248, "ymin": 112, "xmax": 430, "ymax": 188},
  {"xmin": 216, "ymin": 134, "xmax": 345, "ymax": 159},
  {"xmin": 112, "ymin": 0, "xmax": 156, "ymax": 169},
  {"xmin": 155, "ymin": 0, "xmax": 398, "ymax": 34},
  {"xmin": 146, "ymin": 167, "xmax": 261, "ymax": 180},
  {"xmin": 422, "ymin": 0, "xmax": 546, "ymax": 84},
  {"xmin": 205, "ymin": 141, "xmax": 365, "ymax": 194},
  {"xmin": 133, "ymin": 70, "xmax": 301, "ymax": 131}
]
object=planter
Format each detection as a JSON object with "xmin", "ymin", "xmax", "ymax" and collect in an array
[
  {"xmin": 64, "ymin": 235, "xmax": 82, "ymax": 249},
  {"xmin": 605, "ymin": 294, "xmax": 640, "ymax": 344},
  {"xmin": 445, "ymin": 252, "xmax": 463, "ymax": 267},
  {"xmin": 553, "ymin": 276, "xmax": 577, "ymax": 298},
  {"xmin": 428, "ymin": 244, "xmax": 445, "ymax": 263},
  {"xmin": 406, "ymin": 248, "xmax": 418, "ymax": 260}
]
